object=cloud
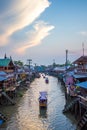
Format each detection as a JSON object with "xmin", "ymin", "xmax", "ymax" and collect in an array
[
  {"xmin": 0, "ymin": 0, "xmax": 51, "ymax": 46},
  {"xmin": 15, "ymin": 21, "xmax": 55, "ymax": 54},
  {"xmin": 78, "ymin": 31, "xmax": 87, "ymax": 36}
]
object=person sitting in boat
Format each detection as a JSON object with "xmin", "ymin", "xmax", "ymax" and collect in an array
[{"xmin": 39, "ymin": 96, "xmax": 46, "ymax": 100}]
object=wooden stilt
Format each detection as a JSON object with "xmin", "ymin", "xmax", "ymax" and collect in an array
[{"xmin": 79, "ymin": 102, "xmax": 82, "ymax": 118}]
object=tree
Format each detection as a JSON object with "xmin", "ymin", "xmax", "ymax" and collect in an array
[{"xmin": 14, "ymin": 60, "xmax": 23, "ymax": 66}]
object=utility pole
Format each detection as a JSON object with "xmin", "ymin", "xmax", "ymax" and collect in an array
[
  {"xmin": 53, "ymin": 59, "xmax": 55, "ymax": 67},
  {"xmin": 65, "ymin": 49, "xmax": 68, "ymax": 71},
  {"xmin": 34, "ymin": 63, "xmax": 37, "ymax": 72},
  {"xmin": 82, "ymin": 43, "xmax": 85, "ymax": 71},
  {"xmin": 82, "ymin": 43, "xmax": 84, "ymax": 56},
  {"xmin": 27, "ymin": 59, "xmax": 32, "ymax": 69}
]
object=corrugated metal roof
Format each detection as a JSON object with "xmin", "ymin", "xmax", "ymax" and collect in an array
[
  {"xmin": 73, "ymin": 74, "xmax": 87, "ymax": 79},
  {"xmin": 53, "ymin": 67, "xmax": 65, "ymax": 71},
  {"xmin": 76, "ymin": 81, "xmax": 87, "ymax": 89},
  {"xmin": 0, "ymin": 59, "xmax": 11, "ymax": 67}
]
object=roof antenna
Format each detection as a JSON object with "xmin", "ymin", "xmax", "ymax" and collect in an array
[
  {"xmin": 82, "ymin": 43, "xmax": 84, "ymax": 56},
  {"xmin": 4, "ymin": 53, "xmax": 7, "ymax": 59}
]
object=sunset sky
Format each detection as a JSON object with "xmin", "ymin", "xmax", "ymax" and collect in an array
[{"xmin": 0, "ymin": 0, "xmax": 87, "ymax": 65}]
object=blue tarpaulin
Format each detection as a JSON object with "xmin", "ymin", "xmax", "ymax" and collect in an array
[
  {"xmin": 0, "ymin": 71, "xmax": 7, "ymax": 76},
  {"xmin": 0, "ymin": 119, "xmax": 3, "ymax": 125},
  {"xmin": 76, "ymin": 81, "xmax": 87, "ymax": 89},
  {"xmin": 0, "ymin": 76, "xmax": 7, "ymax": 81}
]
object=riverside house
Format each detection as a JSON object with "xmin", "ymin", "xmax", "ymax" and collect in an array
[
  {"xmin": 0, "ymin": 55, "xmax": 15, "ymax": 73},
  {"xmin": 0, "ymin": 55, "xmax": 16, "ymax": 99},
  {"xmin": 73, "ymin": 56, "xmax": 87, "ymax": 73}
]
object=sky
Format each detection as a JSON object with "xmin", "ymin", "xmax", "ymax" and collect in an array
[{"xmin": 0, "ymin": 0, "xmax": 87, "ymax": 66}]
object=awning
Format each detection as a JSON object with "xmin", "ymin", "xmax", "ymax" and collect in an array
[
  {"xmin": 73, "ymin": 74, "xmax": 87, "ymax": 79},
  {"xmin": 0, "ymin": 71, "xmax": 7, "ymax": 76},
  {"xmin": 53, "ymin": 67, "xmax": 65, "ymax": 71},
  {"xmin": 76, "ymin": 81, "xmax": 87, "ymax": 89},
  {"xmin": 0, "ymin": 76, "xmax": 7, "ymax": 81},
  {"xmin": 40, "ymin": 91, "xmax": 47, "ymax": 96}
]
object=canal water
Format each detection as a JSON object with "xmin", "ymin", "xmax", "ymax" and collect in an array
[{"xmin": 1, "ymin": 75, "xmax": 77, "ymax": 130}]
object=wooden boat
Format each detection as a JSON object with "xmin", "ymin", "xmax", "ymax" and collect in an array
[
  {"xmin": 39, "ymin": 107, "xmax": 47, "ymax": 118},
  {"xmin": 39, "ymin": 91, "xmax": 47, "ymax": 107}
]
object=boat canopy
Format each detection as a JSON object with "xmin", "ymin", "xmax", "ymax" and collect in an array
[
  {"xmin": 39, "ymin": 91, "xmax": 47, "ymax": 100},
  {"xmin": 40, "ymin": 91, "xmax": 47, "ymax": 96}
]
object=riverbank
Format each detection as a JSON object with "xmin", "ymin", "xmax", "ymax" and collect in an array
[
  {"xmin": 0, "ymin": 72, "xmax": 37, "ymax": 127},
  {"xmin": 0, "ymin": 86, "xmax": 29, "ymax": 128},
  {"xmin": 49, "ymin": 71, "xmax": 87, "ymax": 130}
]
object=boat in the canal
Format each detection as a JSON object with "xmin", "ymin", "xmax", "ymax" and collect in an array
[
  {"xmin": 45, "ymin": 77, "xmax": 49, "ymax": 84},
  {"xmin": 39, "ymin": 91, "xmax": 47, "ymax": 108}
]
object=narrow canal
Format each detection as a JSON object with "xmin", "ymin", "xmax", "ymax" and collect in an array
[{"xmin": 1, "ymin": 75, "xmax": 77, "ymax": 130}]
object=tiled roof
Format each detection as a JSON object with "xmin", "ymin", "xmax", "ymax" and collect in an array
[
  {"xmin": 0, "ymin": 58, "xmax": 11, "ymax": 67},
  {"xmin": 73, "ymin": 56, "xmax": 87, "ymax": 64}
]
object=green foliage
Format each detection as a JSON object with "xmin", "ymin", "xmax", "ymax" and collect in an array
[{"xmin": 14, "ymin": 60, "xmax": 23, "ymax": 66}]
